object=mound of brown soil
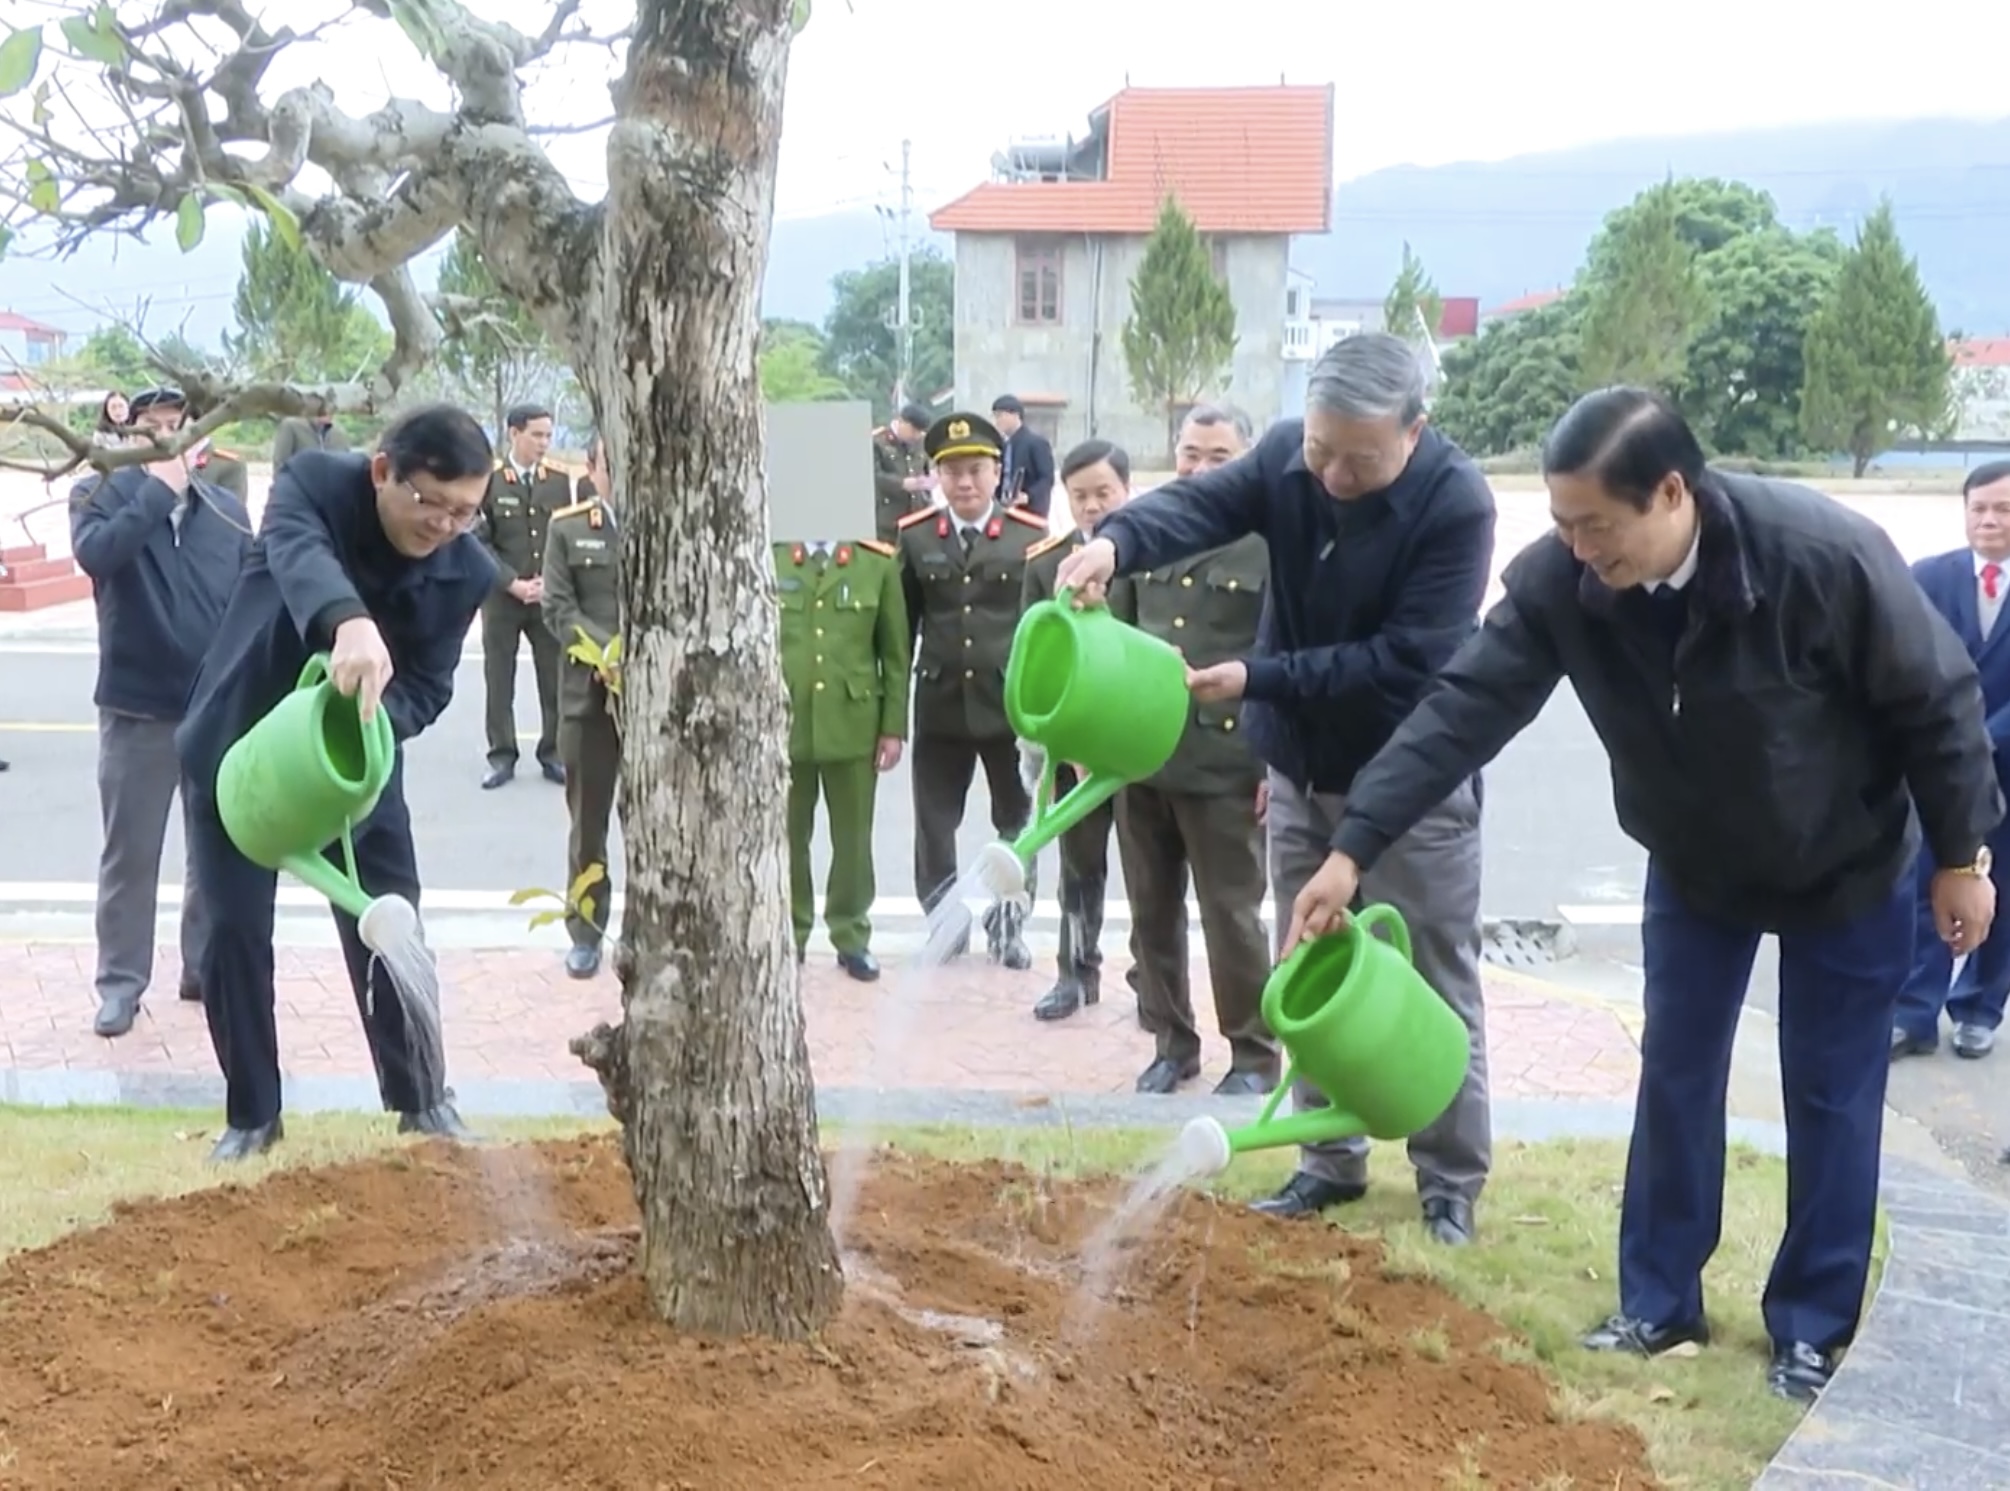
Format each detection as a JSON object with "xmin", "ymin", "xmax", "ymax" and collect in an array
[{"xmin": 0, "ymin": 1137, "xmax": 1658, "ymax": 1488}]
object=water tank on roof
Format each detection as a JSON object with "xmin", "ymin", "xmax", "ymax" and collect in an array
[{"xmin": 1002, "ymin": 134, "xmax": 1073, "ymax": 181}]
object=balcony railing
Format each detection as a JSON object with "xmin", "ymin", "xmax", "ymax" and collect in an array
[{"xmin": 1282, "ymin": 319, "xmax": 1316, "ymax": 360}]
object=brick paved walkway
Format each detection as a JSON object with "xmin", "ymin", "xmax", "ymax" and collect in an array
[{"xmin": 0, "ymin": 941, "xmax": 1640, "ymax": 1102}]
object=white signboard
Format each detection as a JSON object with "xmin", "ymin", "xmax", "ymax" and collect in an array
[{"xmin": 765, "ymin": 400, "xmax": 878, "ymax": 543}]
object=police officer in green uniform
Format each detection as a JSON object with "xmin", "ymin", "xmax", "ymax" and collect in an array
[
  {"xmin": 540, "ymin": 433, "xmax": 622, "ymax": 979},
  {"xmin": 873, "ymin": 402, "xmax": 936, "ymax": 543},
  {"xmin": 776, "ymin": 532, "xmax": 911, "ymax": 980},
  {"xmin": 897, "ymin": 411, "xmax": 1050, "ymax": 967},
  {"xmin": 477, "ymin": 403, "xmax": 569, "ymax": 789},
  {"xmin": 1117, "ymin": 404, "xmax": 1278, "ymax": 1095},
  {"xmin": 271, "ymin": 395, "xmax": 352, "ymax": 472},
  {"xmin": 1019, "ymin": 439, "xmax": 1135, "ymax": 1019}
]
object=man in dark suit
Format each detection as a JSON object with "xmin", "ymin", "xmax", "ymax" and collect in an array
[
  {"xmin": 176, "ymin": 404, "xmax": 500, "ymax": 1163},
  {"xmin": 990, "ymin": 395, "xmax": 1056, "ymax": 519},
  {"xmin": 1277, "ymin": 388, "xmax": 2000, "ymax": 1404},
  {"xmin": 1894, "ymin": 458, "xmax": 2010, "ymax": 1062}
]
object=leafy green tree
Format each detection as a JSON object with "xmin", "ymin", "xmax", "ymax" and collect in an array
[
  {"xmin": 819, "ymin": 251, "xmax": 953, "ymax": 419},
  {"xmin": 759, "ymin": 320, "xmax": 848, "ymax": 402},
  {"xmin": 1682, "ymin": 226, "xmax": 1844, "ymax": 458},
  {"xmin": 1586, "ymin": 176, "xmax": 1779, "ymax": 268},
  {"xmin": 1577, "ymin": 179, "xmax": 1711, "ymax": 391},
  {"xmin": 433, "ymin": 230, "xmax": 559, "ymax": 434},
  {"xmin": 1432, "ymin": 299, "xmax": 1584, "ymax": 457},
  {"xmin": 226, "ymin": 219, "xmax": 389, "ymax": 383},
  {"xmin": 1801, "ymin": 200, "xmax": 1953, "ymax": 476},
  {"xmin": 1121, "ymin": 194, "xmax": 1238, "ymax": 459},
  {"xmin": 1383, "ymin": 242, "xmax": 1443, "ymax": 346}
]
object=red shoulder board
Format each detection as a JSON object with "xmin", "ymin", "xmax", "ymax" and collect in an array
[
  {"xmin": 984, "ymin": 515, "xmax": 1003, "ymax": 540},
  {"xmin": 857, "ymin": 538, "xmax": 896, "ymax": 558},
  {"xmin": 501, "ymin": 467, "xmax": 518, "ymax": 484},
  {"xmin": 895, "ymin": 508, "xmax": 935, "ymax": 531},
  {"xmin": 790, "ymin": 543, "xmax": 806, "ymax": 565},
  {"xmin": 835, "ymin": 544, "xmax": 852, "ymax": 566},
  {"xmin": 1005, "ymin": 506, "xmax": 1047, "ymax": 530}
]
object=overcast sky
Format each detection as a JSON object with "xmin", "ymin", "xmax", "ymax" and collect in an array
[{"xmin": 2, "ymin": 0, "xmax": 2005, "ymax": 334}]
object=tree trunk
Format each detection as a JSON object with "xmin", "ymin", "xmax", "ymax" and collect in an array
[{"xmin": 572, "ymin": 0, "xmax": 842, "ymax": 1340}]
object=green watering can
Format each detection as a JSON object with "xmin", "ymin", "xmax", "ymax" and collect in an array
[
  {"xmin": 215, "ymin": 653, "xmax": 418, "ymax": 954},
  {"xmin": 1177, "ymin": 905, "xmax": 1471, "ymax": 1177},
  {"xmin": 971, "ymin": 586, "xmax": 1190, "ymax": 900}
]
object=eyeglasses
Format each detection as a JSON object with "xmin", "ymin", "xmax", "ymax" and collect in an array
[{"xmin": 400, "ymin": 481, "xmax": 483, "ymax": 532}]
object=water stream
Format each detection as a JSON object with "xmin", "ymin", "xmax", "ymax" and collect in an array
[{"xmin": 827, "ymin": 865, "xmax": 1003, "ymax": 1249}]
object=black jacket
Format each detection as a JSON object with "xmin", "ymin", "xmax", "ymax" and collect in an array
[
  {"xmin": 70, "ymin": 468, "xmax": 251, "ymax": 721},
  {"xmin": 176, "ymin": 450, "xmax": 499, "ymax": 791},
  {"xmin": 1001, "ymin": 427, "xmax": 1056, "ymax": 517},
  {"xmin": 1094, "ymin": 420, "xmax": 1495, "ymax": 794},
  {"xmin": 1333, "ymin": 472, "xmax": 2004, "ymax": 931}
]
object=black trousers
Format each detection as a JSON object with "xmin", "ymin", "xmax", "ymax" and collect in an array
[{"xmin": 189, "ymin": 755, "xmax": 442, "ymax": 1130}]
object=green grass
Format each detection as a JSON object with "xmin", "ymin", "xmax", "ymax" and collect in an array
[{"xmin": 0, "ymin": 1107, "xmax": 1866, "ymax": 1491}]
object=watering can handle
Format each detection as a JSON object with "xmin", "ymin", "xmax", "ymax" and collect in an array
[
  {"xmin": 296, "ymin": 650, "xmax": 396, "ymax": 782},
  {"xmin": 1353, "ymin": 903, "xmax": 1413, "ymax": 965}
]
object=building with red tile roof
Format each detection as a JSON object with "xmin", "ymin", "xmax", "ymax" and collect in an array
[{"xmin": 928, "ymin": 85, "xmax": 1334, "ymax": 458}]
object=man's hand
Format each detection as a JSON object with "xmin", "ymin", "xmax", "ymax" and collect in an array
[
  {"xmin": 1283, "ymin": 851, "xmax": 1362, "ymax": 956},
  {"xmin": 508, "ymin": 576, "xmax": 539, "ymax": 603},
  {"xmin": 1931, "ymin": 868, "xmax": 1997, "ymax": 957},
  {"xmin": 1053, "ymin": 536, "xmax": 1118, "ymax": 608},
  {"xmin": 145, "ymin": 453, "xmax": 190, "ymax": 496},
  {"xmin": 875, "ymin": 735, "xmax": 903, "ymax": 772},
  {"xmin": 329, "ymin": 617, "xmax": 395, "ymax": 724},
  {"xmin": 902, "ymin": 474, "xmax": 928, "ymax": 493},
  {"xmin": 1187, "ymin": 661, "xmax": 1248, "ymax": 703}
]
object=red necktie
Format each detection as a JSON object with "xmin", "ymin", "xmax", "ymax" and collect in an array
[{"xmin": 1986, "ymin": 563, "xmax": 2003, "ymax": 602}]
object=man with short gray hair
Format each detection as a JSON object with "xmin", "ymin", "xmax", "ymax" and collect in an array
[{"xmin": 1057, "ymin": 332, "xmax": 1498, "ymax": 1245}]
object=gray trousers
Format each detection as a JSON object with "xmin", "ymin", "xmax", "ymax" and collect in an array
[
  {"xmin": 94, "ymin": 711, "xmax": 208, "ymax": 1004},
  {"xmin": 1267, "ymin": 769, "xmax": 1492, "ymax": 1203}
]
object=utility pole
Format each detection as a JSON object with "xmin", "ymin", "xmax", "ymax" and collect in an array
[{"xmin": 895, "ymin": 137, "xmax": 914, "ymax": 405}]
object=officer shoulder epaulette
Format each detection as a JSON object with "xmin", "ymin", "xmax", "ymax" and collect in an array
[
  {"xmin": 1025, "ymin": 532, "xmax": 1067, "ymax": 561},
  {"xmin": 895, "ymin": 507, "xmax": 935, "ymax": 531},
  {"xmin": 212, "ymin": 447, "xmax": 239, "ymax": 460},
  {"xmin": 551, "ymin": 499, "xmax": 596, "ymax": 521},
  {"xmin": 857, "ymin": 538, "xmax": 896, "ymax": 558},
  {"xmin": 493, "ymin": 456, "xmax": 507, "ymax": 470},
  {"xmin": 870, "ymin": 425, "xmax": 889, "ymax": 439},
  {"xmin": 1004, "ymin": 506, "xmax": 1047, "ymax": 530}
]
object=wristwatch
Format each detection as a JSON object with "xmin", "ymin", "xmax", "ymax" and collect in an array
[{"xmin": 1948, "ymin": 846, "xmax": 1995, "ymax": 878}]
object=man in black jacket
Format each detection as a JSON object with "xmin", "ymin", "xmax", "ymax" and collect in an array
[
  {"xmin": 1057, "ymin": 333, "xmax": 1498, "ymax": 1245},
  {"xmin": 991, "ymin": 395, "xmax": 1056, "ymax": 518},
  {"xmin": 70, "ymin": 386, "xmax": 251, "ymax": 1038},
  {"xmin": 177, "ymin": 405, "xmax": 500, "ymax": 1163},
  {"xmin": 1287, "ymin": 387, "xmax": 2001, "ymax": 1402}
]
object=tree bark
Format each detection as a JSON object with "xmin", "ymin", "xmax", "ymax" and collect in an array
[{"xmin": 573, "ymin": 0, "xmax": 843, "ymax": 1340}]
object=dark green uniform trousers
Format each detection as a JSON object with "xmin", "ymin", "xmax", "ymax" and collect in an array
[
  {"xmin": 789, "ymin": 756, "xmax": 879, "ymax": 954},
  {"xmin": 1116, "ymin": 783, "xmax": 1277, "ymax": 1078},
  {"xmin": 482, "ymin": 592, "xmax": 561, "ymax": 769},
  {"xmin": 1053, "ymin": 763, "xmax": 1113, "ymax": 987},
  {"xmin": 559, "ymin": 707, "xmax": 620, "ymax": 948}
]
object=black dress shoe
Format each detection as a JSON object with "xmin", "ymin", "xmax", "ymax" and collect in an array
[
  {"xmin": 837, "ymin": 949, "xmax": 880, "ymax": 982},
  {"xmin": 540, "ymin": 760, "xmax": 567, "ymax": 785},
  {"xmin": 209, "ymin": 1117, "xmax": 283, "ymax": 1163},
  {"xmin": 1890, "ymin": 1028, "xmax": 1937, "ymax": 1060},
  {"xmin": 1952, "ymin": 1022, "xmax": 1997, "ymax": 1058},
  {"xmin": 1213, "ymin": 1068, "xmax": 1275, "ymax": 1097},
  {"xmin": 1251, "ymin": 1171, "xmax": 1367, "ymax": 1217},
  {"xmin": 1134, "ymin": 1055, "xmax": 1200, "ymax": 1093},
  {"xmin": 93, "ymin": 993, "xmax": 140, "ymax": 1038},
  {"xmin": 1766, "ymin": 1341, "xmax": 1832, "ymax": 1402},
  {"xmin": 1033, "ymin": 974, "xmax": 1095, "ymax": 1021},
  {"xmin": 1421, "ymin": 1195, "xmax": 1475, "ymax": 1246},
  {"xmin": 178, "ymin": 975, "xmax": 203, "ymax": 1003},
  {"xmin": 399, "ymin": 1102, "xmax": 474, "ymax": 1142},
  {"xmin": 481, "ymin": 764, "xmax": 515, "ymax": 790},
  {"xmin": 564, "ymin": 945, "xmax": 602, "ymax": 980},
  {"xmin": 1581, "ymin": 1313, "xmax": 1711, "ymax": 1356}
]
